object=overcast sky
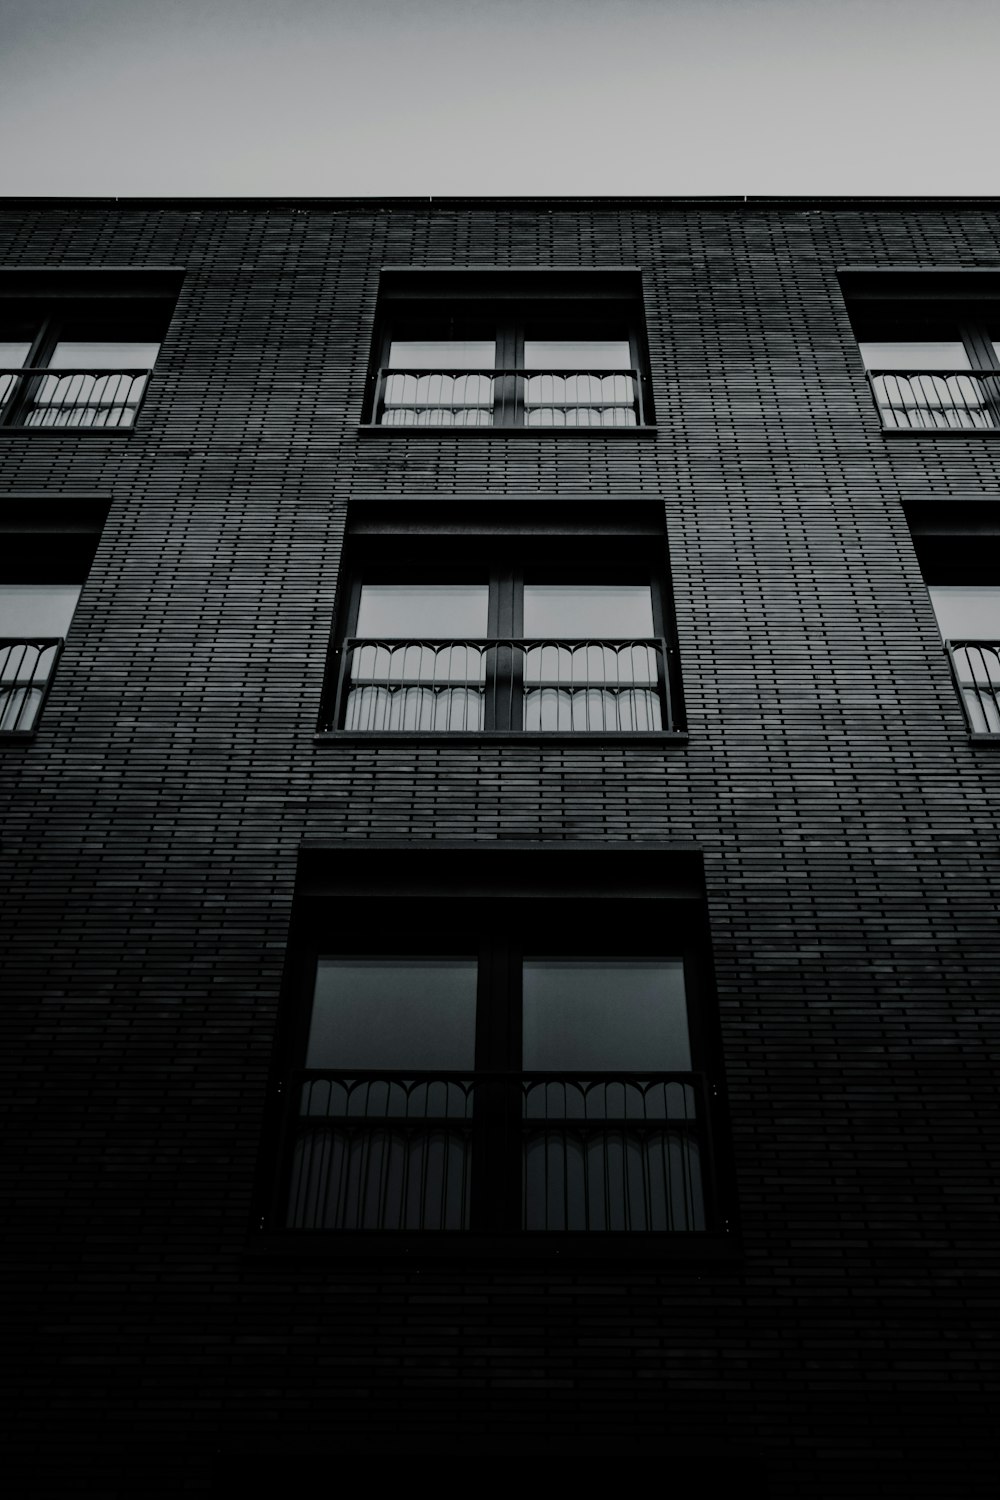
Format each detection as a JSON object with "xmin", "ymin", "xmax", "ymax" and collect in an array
[{"xmin": 1, "ymin": 0, "xmax": 997, "ymax": 197}]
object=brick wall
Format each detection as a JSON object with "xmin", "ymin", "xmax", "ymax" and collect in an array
[{"xmin": 2, "ymin": 200, "xmax": 998, "ymax": 1495}]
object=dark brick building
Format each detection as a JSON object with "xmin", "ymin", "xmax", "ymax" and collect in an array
[{"xmin": 2, "ymin": 197, "xmax": 998, "ymax": 1495}]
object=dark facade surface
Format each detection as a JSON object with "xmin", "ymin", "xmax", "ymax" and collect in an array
[{"xmin": 2, "ymin": 198, "xmax": 999, "ymax": 1495}]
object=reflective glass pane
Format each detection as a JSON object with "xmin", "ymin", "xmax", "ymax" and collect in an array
[
  {"xmin": 858, "ymin": 341, "xmax": 969, "ymax": 371},
  {"xmin": 0, "ymin": 342, "xmax": 31, "ymax": 368},
  {"xmin": 522, "ymin": 958, "xmax": 690, "ymax": 1071},
  {"xmin": 48, "ymin": 341, "xmax": 160, "ymax": 369},
  {"xmin": 928, "ymin": 585, "xmax": 1000, "ymax": 640},
  {"xmin": 307, "ymin": 958, "xmax": 478, "ymax": 1070},
  {"xmin": 523, "ymin": 585, "xmax": 653, "ymax": 638},
  {"xmin": 524, "ymin": 340, "xmax": 631, "ymax": 370},
  {"xmin": 388, "ymin": 341, "xmax": 495, "ymax": 370},
  {"xmin": 356, "ymin": 584, "xmax": 489, "ymax": 638},
  {"xmin": 0, "ymin": 583, "xmax": 81, "ymax": 636}
]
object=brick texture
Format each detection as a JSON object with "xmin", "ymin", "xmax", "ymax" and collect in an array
[{"xmin": 2, "ymin": 199, "xmax": 999, "ymax": 1496}]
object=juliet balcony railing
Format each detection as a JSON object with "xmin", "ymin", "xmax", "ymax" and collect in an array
[
  {"xmin": 866, "ymin": 369, "xmax": 1000, "ymax": 431},
  {"xmin": 372, "ymin": 368, "xmax": 646, "ymax": 427},
  {"xmin": 0, "ymin": 368, "xmax": 153, "ymax": 428},
  {"xmin": 946, "ymin": 640, "xmax": 1000, "ymax": 734},
  {"xmin": 0, "ymin": 639, "xmax": 63, "ymax": 733},
  {"xmin": 282, "ymin": 1071, "xmax": 711, "ymax": 1233},
  {"xmin": 331, "ymin": 638, "xmax": 674, "ymax": 734}
]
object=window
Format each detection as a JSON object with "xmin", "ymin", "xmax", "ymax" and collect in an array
[
  {"xmin": 903, "ymin": 500, "xmax": 1000, "ymax": 738},
  {"xmin": 268, "ymin": 848, "xmax": 727, "ymax": 1240},
  {"xmin": 841, "ymin": 269, "xmax": 1000, "ymax": 431},
  {"xmin": 324, "ymin": 530, "xmax": 682, "ymax": 736},
  {"xmin": 0, "ymin": 270, "xmax": 181, "ymax": 430},
  {"xmin": 365, "ymin": 269, "xmax": 654, "ymax": 429},
  {"xmin": 929, "ymin": 586, "xmax": 1000, "ymax": 735},
  {"xmin": 0, "ymin": 497, "xmax": 109, "ymax": 737}
]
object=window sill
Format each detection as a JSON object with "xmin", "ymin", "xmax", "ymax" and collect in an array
[
  {"xmin": 880, "ymin": 426, "xmax": 1000, "ymax": 439},
  {"xmin": 248, "ymin": 1229, "xmax": 739, "ymax": 1263},
  {"xmin": 357, "ymin": 423, "xmax": 659, "ymax": 439},
  {"xmin": 0, "ymin": 426, "xmax": 138, "ymax": 437},
  {"xmin": 968, "ymin": 732, "xmax": 1000, "ymax": 743},
  {"xmin": 314, "ymin": 730, "xmax": 689, "ymax": 746}
]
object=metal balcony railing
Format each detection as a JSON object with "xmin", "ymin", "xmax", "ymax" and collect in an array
[
  {"xmin": 332, "ymin": 637, "xmax": 674, "ymax": 733},
  {"xmin": 283, "ymin": 1071, "xmax": 711, "ymax": 1233},
  {"xmin": 866, "ymin": 369, "xmax": 1000, "ymax": 431},
  {"xmin": 373, "ymin": 368, "xmax": 645, "ymax": 427},
  {"xmin": 0, "ymin": 638, "xmax": 63, "ymax": 733},
  {"xmin": 946, "ymin": 640, "xmax": 1000, "ymax": 734},
  {"xmin": 0, "ymin": 368, "xmax": 153, "ymax": 428}
]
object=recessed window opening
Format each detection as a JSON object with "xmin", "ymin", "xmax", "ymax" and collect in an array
[{"xmin": 331, "ymin": 560, "xmax": 673, "ymax": 736}]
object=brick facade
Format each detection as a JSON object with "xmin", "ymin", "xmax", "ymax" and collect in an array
[{"xmin": 2, "ymin": 199, "xmax": 998, "ymax": 1495}]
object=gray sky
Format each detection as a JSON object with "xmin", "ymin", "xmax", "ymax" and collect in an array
[{"xmin": 1, "ymin": 0, "xmax": 997, "ymax": 197}]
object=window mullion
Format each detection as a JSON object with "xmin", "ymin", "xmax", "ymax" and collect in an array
[
  {"xmin": 5, "ymin": 318, "xmax": 52, "ymax": 428},
  {"xmin": 471, "ymin": 938, "xmax": 516, "ymax": 1232}
]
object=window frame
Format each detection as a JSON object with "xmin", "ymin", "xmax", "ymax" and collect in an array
[
  {"xmin": 361, "ymin": 268, "xmax": 657, "ymax": 434},
  {"xmin": 904, "ymin": 499, "xmax": 1000, "ymax": 742},
  {"xmin": 256, "ymin": 844, "xmax": 737, "ymax": 1259},
  {"xmin": 320, "ymin": 524, "xmax": 686, "ymax": 740},
  {"xmin": 0, "ymin": 496, "xmax": 109, "ymax": 740},
  {"xmin": 0, "ymin": 269, "xmax": 182, "ymax": 435},
  {"xmin": 841, "ymin": 268, "xmax": 1000, "ymax": 437}
]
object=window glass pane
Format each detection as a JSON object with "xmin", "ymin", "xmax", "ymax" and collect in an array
[
  {"xmin": 523, "ymin": 584, "xmax": 653, "ymax": 638},
  {"xmin": 927, "ymin": 586, "xmax": 1000, "ymax": 640},
  {"xmin": 0, "ymin": 342, "xmax": 31, "ymax": 368},
  {"xmin": 522, "ymin": 958, "xmax": 690, "ymax": 1071},
  {"xmin": 524, "ymin": 340, "xmax": 631, "ymax": 370},
  {"xmin": 0, "ymin": 583, "xmax": 81, "ymax": 636},
  {"xmin": 307, "ymin": 958, "xmax": 478, "ymax": 1070},
  {"xmin": 388, "ymin": 341, "xmax": 495, "ymax": 370},
  {"xmin": 858, "ymin": 341, "xmax": 969, "ymax": 371},
  {"xmin": 356, "ymin": 584, "xmax": 489, "ymax": 638},
  {"xmin": 48, "ymin": 341, "xmax": 160, "ymax": 369}
]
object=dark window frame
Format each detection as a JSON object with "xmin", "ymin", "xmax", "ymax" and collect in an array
[
  {"xmin": 841, "ymin": 268, "xmax": 1000, "ymax": 436},
  {"xmin": 904, "ymin": 499, "xmax": 1000, "ymax": 742},
  {"xmin": 256, "ymin": 844, "xmax": 737, "ymax": 1259},
  {"xmin": 320, "ymin": 517, "xmax": 686, "ymax": 739},
  {"xmin": 0, "ymin": 495, "xmax": 109, "ymax": 740},
  {"xmin": 361, "ymin": 268, "xmax": 656, "ymax": 433},
  {"xmin": 0, "ymin": 269, "xmax": 182, "ymax": 434}
]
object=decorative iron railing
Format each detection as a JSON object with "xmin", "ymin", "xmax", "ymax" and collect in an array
[
  {"xmin": 866, "ymin": 369, "xmax": 1000, "ymax": 431},
  {"xmin": 0, "ymin": 368, "xmax": 153, "ymax": 428},
  {"xmin": 372, "ymin": 368, "xmax": 646, "ymax": 427},
  {"xmin": 331, "ymin": 637, "xmax": 674, "ymax": 733},
  {"xmin": 0, "ymin": 638, "xmax": 63, "ymax": 733},
  {"xmin": 282, "ymin": 1071, "xmax": 711, "ymax": 1233},
  {"xmin": 945, "ymin": 640, "xmax": 1000, "ymax": 734}
]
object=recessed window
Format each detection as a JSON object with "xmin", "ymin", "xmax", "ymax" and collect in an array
[
  {"xmin": 271, "ymin": 849, "xmax": 726, "ymax": 1240},
  {"xmin": 0, "ymin": 271, "xmax": 180, "ymax": 430},
  {"xmin": 928, "ymin": 584, "xmax": 1000, "ymax": 735},
  {"xmin": 0, "ymin": 583, "xmax": 80, "ymax": 733},
  {"xmin": 842, "ymin": 274, "xmax": 1000, "ymax": 432},
  {"xmin": 901, "ymin": 499, "xmax": 1000, "ymax": 739},
  {"xmin": 366, "ymin": 269, "xmax": 654, "ymax": 429},
  {"xmin": 327, "ymin": 548, "xmax": 677, "ymax": 735},
  {"xmin": 0, "ymin": 497, "xmax": 109, "ymax": 738}
]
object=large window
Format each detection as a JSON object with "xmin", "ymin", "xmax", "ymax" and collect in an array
[
  {"xmin": 0, "ymin": 497, "xmax": 108, "ymax": 737},
  {"xmin": 269, "ymin": 850, "xmax": 726, "ymax": 1240},
  {"xmin": 842, "ymin": 272, "xmax": 1000, "ymax": 432},
  {"xmin": 0, "ymin": 271, "xmax": 181, "ymax": 430},
  {"xmin": 928, "ymin": 585, "xmax": 1000, "ymax": 735},
  {"xmin": 326, "ymin": 534, "xmax": 681, "ymax": 736},
  {"xmin": 365, "ymin": 270, "xmax": 654, "ymax": 429}
]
